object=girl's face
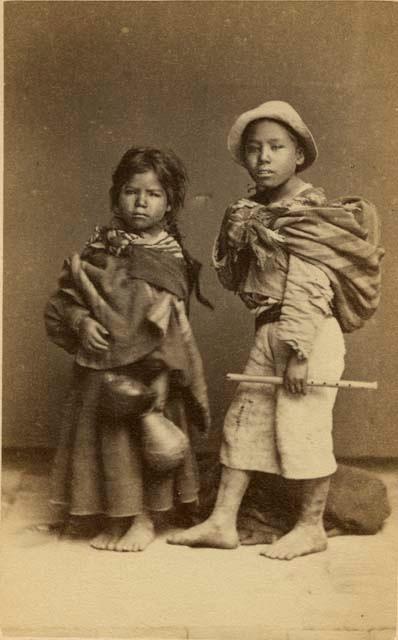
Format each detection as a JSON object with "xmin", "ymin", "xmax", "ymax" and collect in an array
[
  {"xmin": 243, "ymin": 119, "xmax": 304, "ymax": 192},
  {"xmin": 117, "ymin": 170, "xmax": 170, "ymax": 235}
]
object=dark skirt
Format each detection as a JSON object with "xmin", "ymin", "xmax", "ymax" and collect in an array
[{"xmin": 50, "ymin": 364, "xmax": 199, "ymax": 517}]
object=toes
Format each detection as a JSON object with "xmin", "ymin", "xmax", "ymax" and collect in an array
[
  {"xmin": 90, "ymin": 534, "xmax": 118, "ymax": 550},
  {"xmin": 260, "ymin": 549, "xmax": 279, "ymax": 559},
  {"xmin": 90, "ymin": 539, "xmax": 106, "ymax": 550},
  {"xmin": 90, "ymin": 536, "xmax": 102, "ymax": 548},
  {"xmin": 260, "ymin": 546, "xmax": 302, "ymax": 560},
  {"xmin": 115, "ymin": 532, "xmax": 154, "ymax": 552},
  {"xmin": 106, "ymin": 537, "xmax": 120, "ymax": 551},
  {"xmin": 115, "ymin": 541, "xmax": 140, "ymax": 552}
]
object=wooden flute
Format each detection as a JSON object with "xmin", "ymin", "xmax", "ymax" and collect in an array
[{"xmin": 226, "ymin": 374, "xmax": 378, "ymax": 390}]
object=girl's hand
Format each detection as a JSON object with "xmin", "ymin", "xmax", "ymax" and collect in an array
[
  {"xmin": 78, "ymin": 317, "xmax": 110, "ymax": 353},
  {"xmin": 284, "ymin": 352, "xmax": 308, "ymax": 395}
]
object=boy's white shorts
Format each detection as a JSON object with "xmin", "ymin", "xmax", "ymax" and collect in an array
[{"xmin": 220, "ymin": 317, "xmax": 346, "ymax": 479}]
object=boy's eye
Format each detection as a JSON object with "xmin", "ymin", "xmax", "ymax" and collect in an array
[{"xmin": 245, "ymin": 144, "xmax": 260, "ymax": 153}]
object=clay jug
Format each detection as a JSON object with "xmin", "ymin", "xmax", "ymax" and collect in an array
[
  {"xmin": 101, "ymin": 372, "xmax": 157, "ymax": 419},
  {"xmin": 141, "ymin": 412, "xmax": 189, "ymax": 473}
]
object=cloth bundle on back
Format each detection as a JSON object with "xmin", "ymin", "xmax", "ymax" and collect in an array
[{"xmin": 216, "ymin": 190, "xmax": 384, "ymax": 333}]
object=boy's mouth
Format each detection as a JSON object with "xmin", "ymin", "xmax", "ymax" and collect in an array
[{"xmin": 257, "ymin": 169, "xmax": 274, "ymax": 176}]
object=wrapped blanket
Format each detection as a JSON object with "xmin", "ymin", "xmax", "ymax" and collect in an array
[
  {"xmin": 217, "ymin": 194, "xmax": 384, "ymax": 332},
  {"xmin": 45, "ymin": 234, "xmax": 210, "ymax": 433}
]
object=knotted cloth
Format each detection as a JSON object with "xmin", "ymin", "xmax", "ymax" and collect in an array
[{"xmin": 218, "ymin": 196, "xmax": 384, "ymax": 332}]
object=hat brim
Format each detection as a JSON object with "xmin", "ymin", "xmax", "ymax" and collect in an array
[{"xmin": 227, "ymin": 101, "xmax": 318, "ymax": 172}]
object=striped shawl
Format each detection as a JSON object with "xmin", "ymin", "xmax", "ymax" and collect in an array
[{"xmin": 221, "ymin": 196, "xmax": 384, "ymax": 333}]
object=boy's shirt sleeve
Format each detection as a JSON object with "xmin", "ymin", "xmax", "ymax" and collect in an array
[
  {"xmin": 212, "ymin": 234, "xmax": 237, "ymax": 291},
  {"xmin": 277, "ymin": 254, "xmax": 334, "ymax": 359}
]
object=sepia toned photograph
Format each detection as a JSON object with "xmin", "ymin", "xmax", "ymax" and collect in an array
[{"xmin": 1, "ymin": 1, "xmax": 397, "ymax": 639}]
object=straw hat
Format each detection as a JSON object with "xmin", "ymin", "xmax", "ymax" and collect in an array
[{"xmin": 227, "ymin": 100, "xmax": 318, "ymax": 172}]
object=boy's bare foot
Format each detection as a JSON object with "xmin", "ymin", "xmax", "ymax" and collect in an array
[
  {"xmin": 167, "ymin": 519, "xmax": 239, "ymax": 549},
  {"xmin": 260, "ymin": 524, "xmax": 327, "ymax": 560},
  {"xmin": 90, "ymin": 517, "xmax": 130, "ymax": 551},
  {"xmin": 114, "ymin": 515, "xmax": 155, "ymax": 552}
]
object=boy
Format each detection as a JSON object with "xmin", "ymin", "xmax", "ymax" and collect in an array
[{"xmin": 168, "ymin": 101, "xmax": 383, "ymax": 559}]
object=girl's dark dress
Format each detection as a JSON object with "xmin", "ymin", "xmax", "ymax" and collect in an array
[{"xmin": 45, "ymin": 225, "xmax": 210, "ymax": 517}]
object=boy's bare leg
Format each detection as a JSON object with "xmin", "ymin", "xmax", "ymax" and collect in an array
[
  {"xmin": 167, "ymin": 466, "xmax": 251, "ymax": 548},
  {"xmin": 114, "ymin": 512, "xmax": 155, "ymax": 552},
  {"xmin": 260, "ymin": 476, "xmax": 330, "ymax": 560}
]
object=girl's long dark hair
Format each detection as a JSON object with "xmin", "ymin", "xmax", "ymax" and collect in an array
[{"xmin": 110, "ymin": 146, "xmax": 213, "ymax": 309}]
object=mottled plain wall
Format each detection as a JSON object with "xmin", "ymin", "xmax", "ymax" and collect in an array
[{"xmin": 3, "ymin": 1, "xmax": 398, "ymax": 455}]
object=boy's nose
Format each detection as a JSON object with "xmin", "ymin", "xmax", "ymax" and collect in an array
[{"xmin": 259, "ymin": 147, "xmax": 271, "ymax": 162}]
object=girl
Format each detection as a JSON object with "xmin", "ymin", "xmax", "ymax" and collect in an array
[
  {"xmin": 45, "ymin": 147, "xmax": 211, "ymax": 552},
  {"xmin": 168, "ymin": 101, "xmax": 383, "ymax": 560}
]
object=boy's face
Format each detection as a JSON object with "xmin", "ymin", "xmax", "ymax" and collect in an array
[
  {"xmin": 243, "ymin": 119, "xmax": 304, "ymax": 190},
  {"xmin": 118, "ymin": 170, "xmax": 170, "ymax": 235}
]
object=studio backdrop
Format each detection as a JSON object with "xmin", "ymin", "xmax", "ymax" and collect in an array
[{"xmin": 4, "ymin": 1, "xmax": 398, "ymax": 456}]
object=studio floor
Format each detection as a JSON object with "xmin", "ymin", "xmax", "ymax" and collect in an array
[{"xmin": 0, "ymin": 450, "xmax": 397, "ymax": 640}]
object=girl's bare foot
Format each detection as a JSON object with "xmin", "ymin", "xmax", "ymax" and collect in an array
[
  {"xmin": 90, "ymin": 517, "xmax": 130, "ymax": 550},
  {"xmin": 260, "ymin": 523, "xmax": 327, "ymax": 560},
  {"xmin": 114, "ymin": 514, "xmax": 155, "ymax": 552},
  {"xmin": 167, "ymin": 518, "xmax": 239, "ymax": 549}
]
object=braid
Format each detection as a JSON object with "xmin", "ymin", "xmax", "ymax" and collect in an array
[{"xmin": 167, "ymin": 217, "xmax": 213, "ymax": 310}]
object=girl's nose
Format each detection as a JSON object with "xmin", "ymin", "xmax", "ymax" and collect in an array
[{"xmin": 136, "ymin": 191, "xmax": 147, "ymax": 206}]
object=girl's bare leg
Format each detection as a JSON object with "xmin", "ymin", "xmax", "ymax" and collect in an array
[
  {"xmin": 260, "ymin": 476, "xmax": 330, "ymax": 560},
  {"xmin": 167, "ymin": 466, "xmax": 251, "ymax": 548},
  {"xmin": 92, "ymin": 371, "xmax": 165, "ymax": 552}
]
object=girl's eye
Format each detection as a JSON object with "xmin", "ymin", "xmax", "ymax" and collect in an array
[
  {"xmin": 271, "ymin": 145, "xmax": 284, "ymax": 151},
  {"xmin": 149, "ymin": 191, "xmax": 162, "ymax": 197}
]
